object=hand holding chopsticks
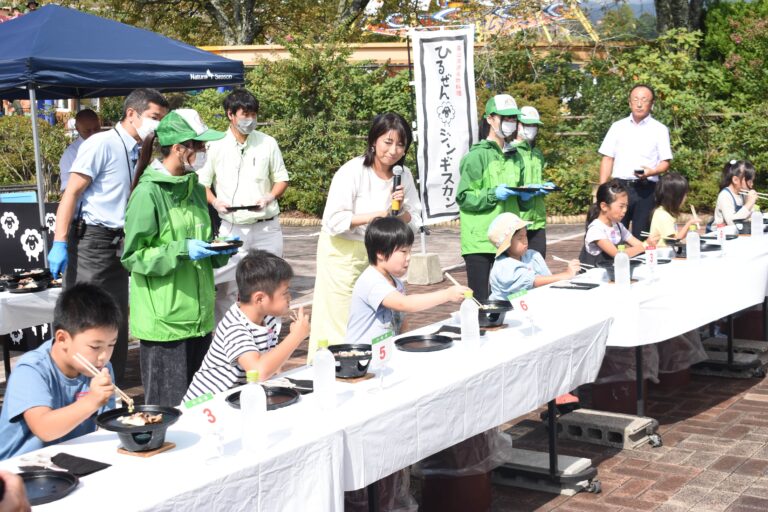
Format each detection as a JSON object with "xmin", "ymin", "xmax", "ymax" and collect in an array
[
  {"xmin": 741, "ymin": 189, "xmax": 768, "ymax": 200},
  {"xmin": 73, "ymin": 353, "xmax": 134, "ymax": 411},
  {"xmin": 444, "ymin": 272, "xmax": 486, "ymax": 309},
  {"xmin": 552, "ymin": 255, "xmax": 593, "ymax": 271}
]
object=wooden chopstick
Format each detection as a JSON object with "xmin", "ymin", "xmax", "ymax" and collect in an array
[
  {"xmin": 444, "ymin": 272, "xmax": 486, "ymax": 309},
  {"xmin": 74, "ymin": 353, "xmax": 134, "ymax": 409},
  {"xmin": 552, "ymin": 255, "xmax": 594, "ymax": 269},
  {"xmin": 741, "ymin": 189, "xmax": 768, "ymax": 198}
]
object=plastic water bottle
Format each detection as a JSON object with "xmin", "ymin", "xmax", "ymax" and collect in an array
[
  {"xmin": 313, "ymin": 340, "xmax": 336, "ymax": 411},
  {"xmin": 613, "ymin": 244, "xmax": 630, "ymax": 288},
  {"xmin": 460, "ymin": 291, "xmax": 481, "ymax": 350},
  {"xmin": 687, "ymin": 226, "xmax": 700, "ymax": 260},
  {"xmin": 241, "ymin": 370, "xmax": 267, "ymax": 453},
  {"xmin": 751, "ymin": 208, "xmax": 763, "ymax": 238}
]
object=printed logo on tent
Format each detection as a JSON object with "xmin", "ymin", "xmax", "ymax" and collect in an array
[
  {"xmin": 1, "ymin": 211, "xmax": 20, "ymax": 238},
  {"xmin": 20, "ymin": 229, "xmax": 44, "ymax": 262},
  {"xmin": 45, "ymin": 213, "xmax": 56, "ymax": 233},
  {"xmin": 437, "ymin": 102, "xmax": 456, "ymax": 125},
  {"xmin": 189, "ymin": 69, "xmax": 234, "ymax": 81},
  {"xmin": 10, "ymin": 330, "xmax": 23, "ymax": 345}
]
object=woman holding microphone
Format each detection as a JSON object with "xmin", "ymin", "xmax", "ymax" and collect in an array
[{"xmin": 308, "ymin": 112, "xmax": 422, "ymax": 360}]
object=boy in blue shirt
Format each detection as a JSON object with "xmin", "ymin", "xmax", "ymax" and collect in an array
[{"xmin": 0, "ymin": 283, "xmax": 120, "ymax": 460}]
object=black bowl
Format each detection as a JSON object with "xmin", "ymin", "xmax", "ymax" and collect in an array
[
  {"xmin": 96, "ymin": 405, "xmax": 181, "ymax": 452},
  {"xmin": 328, "ymin": 344, "xmax": 372, "ymax": 379},
  {"xmin": 597, "ymin": 259, "xmax": 643, "ymax": 282},
  {"xmin": 7, "ymin": 278, "xmax": 50, "ymax": 294},
  {"xmin": 479, "ymin": 300, "xmax": 513, "ymax": 327}
]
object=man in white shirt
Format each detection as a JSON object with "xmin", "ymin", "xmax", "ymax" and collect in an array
[
  {"xmin": 58, "ymin": 109, "xmax": 101, "ymax": 191},
  {"xmin": 48, "ymin": 89, "xmax": 169, "ymax": 383},
  {"xmin": 197, "ymin": 89, "xmax": 290, "ymax": 324},
  {"xmin": 598, "ymin": 84, "xmax": 672, "ymax": 237}
]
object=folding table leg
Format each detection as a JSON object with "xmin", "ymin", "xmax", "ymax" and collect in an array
[
  {"xmin": 367, "ymin": 482, "xmax": 379, "ymax": 512},
  {"xmin": 547, "ymin": 400, "xmax": 559, "ymax": 478},
  {"xmin": 635, "ymin": 346, "xmax": 644, "ymax": 417}
]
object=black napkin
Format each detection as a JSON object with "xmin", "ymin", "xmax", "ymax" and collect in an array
[{"xmin": 51, "ymin": 453, "xmax": 111, "ymax": 477}]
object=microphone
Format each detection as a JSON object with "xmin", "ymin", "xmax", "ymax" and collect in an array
[{"xmin": 391, "ymin": 165, "xmax": 403, "ymax": 216}]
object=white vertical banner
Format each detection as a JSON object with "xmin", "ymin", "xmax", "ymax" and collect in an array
[{"xmin": 410, "ymin": 26, "xmax": 478, "ymax": 225}]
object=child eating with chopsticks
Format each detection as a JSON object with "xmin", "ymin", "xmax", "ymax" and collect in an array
[
  {"xmin": 713, "ymin": 159, "xmax": 758, "ymax": 228},
  {"xmin": 0, "ymin": 283, "xmax": 119, "ymax": 460},
  {"xmin": 487, "ymin": 212, "xmax": 580, "ymax": 300},
  {"xmin": 648, "ymin": 172, "xmax": 701, "ymax": 245},
  {"xmin": 184, "ymin": 249, "xmax": 309, "ymax": 401},
  {"xmin": 580, "ymin": 179, "xmax": 657, "ymax": 266}
]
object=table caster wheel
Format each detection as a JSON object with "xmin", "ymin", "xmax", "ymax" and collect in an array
[
  {"xmin": 586, "ymin": 480, "xmax": 601, "ymax": 494},
  {"xmin": 648, "ymin": 434, "xmax": 663, "ymax": 448}
]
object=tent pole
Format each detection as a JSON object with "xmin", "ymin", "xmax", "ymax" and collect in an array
[{"xmin": 28, "ymin": 88, "xmax": 50, "ymax": 267}]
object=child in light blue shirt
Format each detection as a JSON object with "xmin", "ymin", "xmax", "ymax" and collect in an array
[
  {"xmin": 488, "ymin": 212, "xmax": 579, "ymax": 300},
  {"xmin": 0, "ymin": 284, "xmax": 120, "ymax": 460}
]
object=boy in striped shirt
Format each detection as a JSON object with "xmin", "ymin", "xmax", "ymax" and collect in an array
[{"xmin": 184, "ymin": 249, "xmax": 310, "ymax": 400}]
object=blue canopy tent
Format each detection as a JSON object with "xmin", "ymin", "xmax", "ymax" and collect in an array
[{"xmin": 0, "ymin": 4, "xmax": 245, "ymax": 264}]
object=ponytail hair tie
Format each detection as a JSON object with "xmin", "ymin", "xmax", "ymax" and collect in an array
[{"xmin": 730, "ymin": 159, "xmax": 738, "ymax": 165}]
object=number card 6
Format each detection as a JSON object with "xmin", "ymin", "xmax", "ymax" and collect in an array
[{"xmin": 507, "ymin": 289, "xmax": 531, "ymax": 314}]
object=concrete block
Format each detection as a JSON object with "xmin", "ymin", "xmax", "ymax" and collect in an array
[
  {"xmin": 492, "ymin": 448, "xmax": 593, "ymax": 496},
  {"xmin": 702, "ymin": 337, "xmax": 768, "ymax": 355},
  {"xmin": 691, "ymin": 350, "xmax": 766, "ymax": 379},
  {"xmin": 557, "ymin": 408, "xmax": 658, "ymax": 449},
  {"xmin": 406, "ymin": 253, "xmax": 443, "ymax": 285}
]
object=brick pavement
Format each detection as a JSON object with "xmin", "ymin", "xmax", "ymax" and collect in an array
[{"xmin": 4, "ymin": 227, "xmax": 768, "ymax": 511}]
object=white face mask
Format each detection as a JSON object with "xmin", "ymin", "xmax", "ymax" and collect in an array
[
  {"xmin": 183, "ymin": 150, "xmax": 207, "ymax": 173},
  {"xmin": 236, "ymin": 118, "xmax": 256, "ymax": 135},
  {"xmin": 501, "ymin": 121, "xmax": 517, "ymax": 138},
  {"xmin": 135, "ymin": 116, "xmax": 159, "ymax": 140},
  {"xmin": 522, "ymin": 125, "xmax": 538, "ymax": 142}
]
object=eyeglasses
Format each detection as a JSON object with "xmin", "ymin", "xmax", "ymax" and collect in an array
[{"xmin": 630, "ymin": 97, "xmax": 652, "ymax": 105}]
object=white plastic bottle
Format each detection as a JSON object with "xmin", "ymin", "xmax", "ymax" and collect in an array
[
  {"xmin": 460, "ymin": 290, "xmax": 481, "ymax": 350},
  {"xmin": 313, "ymin": 340, "xmax": 336, "ymax": 411},
  {"xmin": 687, "ymin": 226, "xmax": 700, "ymax": 260},
  {"xmin": 613, "ymin": 244, "xmax": 630, "ymax": 288},
  {"xmin": 241, "ymin": 369, "xmax": 267, "ymax": 453},
  {"xmin": 751, "ymin": 207, "xmax": 763, "ymax": 238}
]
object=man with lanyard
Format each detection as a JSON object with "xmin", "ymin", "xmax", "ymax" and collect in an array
[
  {"xmin": 47, "ymin": 89, "xmax": 169, "ymax": 384},
  {"xmin": 598, "ymin": 84, "xmax": 672, "ymax": 238},
  {"xmin": 512, "ymin": 105, "xmax": 552, "ymax": 257},
  {"xmin": 197, "ymin": 89, "xmax": 290, "ymax": 324}
]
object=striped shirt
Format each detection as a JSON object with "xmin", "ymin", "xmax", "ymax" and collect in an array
[{"xmin": 184, "ymin": 303, "xmax": 280, "ymax": 401}]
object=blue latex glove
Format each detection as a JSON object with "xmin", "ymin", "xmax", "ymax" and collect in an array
[
  {"xmin": 495, "ymin": 184, "xmax": 514, "ymax": 201},
  {"xmin": 518, "ymin": 191, "xmax": 535, "ymax": 201},
  {"xmin": 542, "ymin": 181, "xmax": 556, "ymax": 188},
  {"xmin": 186, "ymin": 239, "xmax": 218, "ymax": 261},
  {"xmin": 48, "ymin": 240, "xmax": 68, "ymax": 278}
]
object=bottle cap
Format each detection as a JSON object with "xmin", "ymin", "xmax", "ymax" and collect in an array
[
  {"xmin": 246, "ymin": 370, "xmax": 260, "ymax": 383},
  {"xmin": 617, "ymin": 244, "xmax": 626, "ymax": 251},
  {"xmin": 646, "ymin": 245, "xmax": 656, "ymax": 250},
  {"xmin": 689, "ymin": 225, "xmax": 696, "ymax": 231},
  {"xmin": 318, "ymin": 340, "xmax": 329, "ymax": 349},
  {"xmin": 463, "ymin": 290, "xmax": 474, "ymax": 299}
]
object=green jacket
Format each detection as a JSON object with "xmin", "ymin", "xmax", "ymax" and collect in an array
[
  {"xmin": 121, "ymin": 161, "xmax": 229, "ymax": 341},
  {"xmin": 456, "ymin": 139, "xmax": 523, "ymax": 255},
  {"xmin": 514, "ymin": 141, "xmax": 547, "ymax": 231}
]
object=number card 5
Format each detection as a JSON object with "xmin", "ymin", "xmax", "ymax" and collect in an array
[{"xmin": 370, "ymin": 330, "xmax": 394, "ymax": 370}]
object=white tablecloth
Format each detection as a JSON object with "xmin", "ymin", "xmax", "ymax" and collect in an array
[
  {"xmin": 0, "ymin": 288, "xmax": 61, "ymax": 335},
  {"xmin": 544, "ymin": 236, "xmax": 768, "ymax": 348}
]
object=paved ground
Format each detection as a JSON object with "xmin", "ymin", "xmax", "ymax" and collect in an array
[{"xmin": 4, "ymin": 223, "xmax": 768, "ymax": 511}]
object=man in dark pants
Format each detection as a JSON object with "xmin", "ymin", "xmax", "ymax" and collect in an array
[
  {"xmin": 47, "ymin": 89, "xmax": 169, "ymax": 384},
  {"xmin": 598, "ymin": 84, "xmax": 672, "ymax": 238}
]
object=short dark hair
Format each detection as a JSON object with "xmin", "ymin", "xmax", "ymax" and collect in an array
[
  {"xmin": 53, "ymin": 283, "xmax": 121, "ymax": 336},
  {"xmin": 364, "ymin": 216, "xmax": 414, "ymax": 265},
  {"xmin": 236, "ymin": 249, "xmax": 294, "ymax": 302},
  {"xmin": 629, "ymin": 83, "xmax": 655, "ymax": 103},
  {"xmin": 362, "ymin": 112, "xmax": 413, "ymax": 168},
  {"xmin": 223, "ymin": 89, "xmax": 259, "ymax": 116},
  {"xmin": 720, "ymin": 159, "xmax": 756, "ymax": 190},
  {"xmin": 121, "ymin": 88, "xmax": 169, "ymax": 120},
  {"xmin": 655, "ymin": 172, "xmax": 689, "ymax": 216}
]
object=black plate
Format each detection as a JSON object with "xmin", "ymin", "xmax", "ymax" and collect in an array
[
  {"xmin": 507, "ymin": 185, "xmax": 562, "ymax": 192},
  {"xmin": 20, "ymin": 470, "xmax": 79, "ymax": 506},
  {"xmin": 395, "ymin": 334, "xmax": 453, "ymax": 352},
  {"xmin": 434, "ymin": 324, "xmax": 486, "ymax": 337},
  {"xmin": 7, "ymin": 280, "xmax": 49, "ymax": 294},
  {"xmin": 208, "ymin": 239, "xmax": 244, "ymax": 252},
  {"xmin": 226, "ymin": 386, "xmax": 301, "ymax": 410},
  {"xmin": 701, "ymin": 234, "xmax": 738, "ymax": 241},
  {"xmin": 226, "ymin": 204, "xmax": 263, "ymax": 212},
  {"xmin": 13, "ymin": 268, "xmax": 51, "ymax": 280},
  {"xmin": 96, "ymin": 405, "xmax": 181, "ymax": 434},
  {"xmin": 551, "ymin": 281, "xmax": 601, "ymax": 290}
]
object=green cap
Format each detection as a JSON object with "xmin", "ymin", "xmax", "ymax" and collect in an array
[
  {"xmin": 318, "ymin": 340, "xmax": 329, "ymax": 349},
  {"xmin": 463, "ymin": 290, "xmax": 474, "ymax": 299},
  {"xmin": 518, "ymin": 106, "xmax": 543, "ymax": 125},
  {"xmin": 156, "ymin": 108, "xmax": 226, "ymax": 146},
  {"xmin": 246, "ymin": 370, "xmax": 260, "ymax": 383},
  {"xmin": 484, "ymin": 94, "xmax": 521, "ymax": 117},
  {"xmin": 618, "ymin": 244, "xmax": 626, "ymax": 251}
]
